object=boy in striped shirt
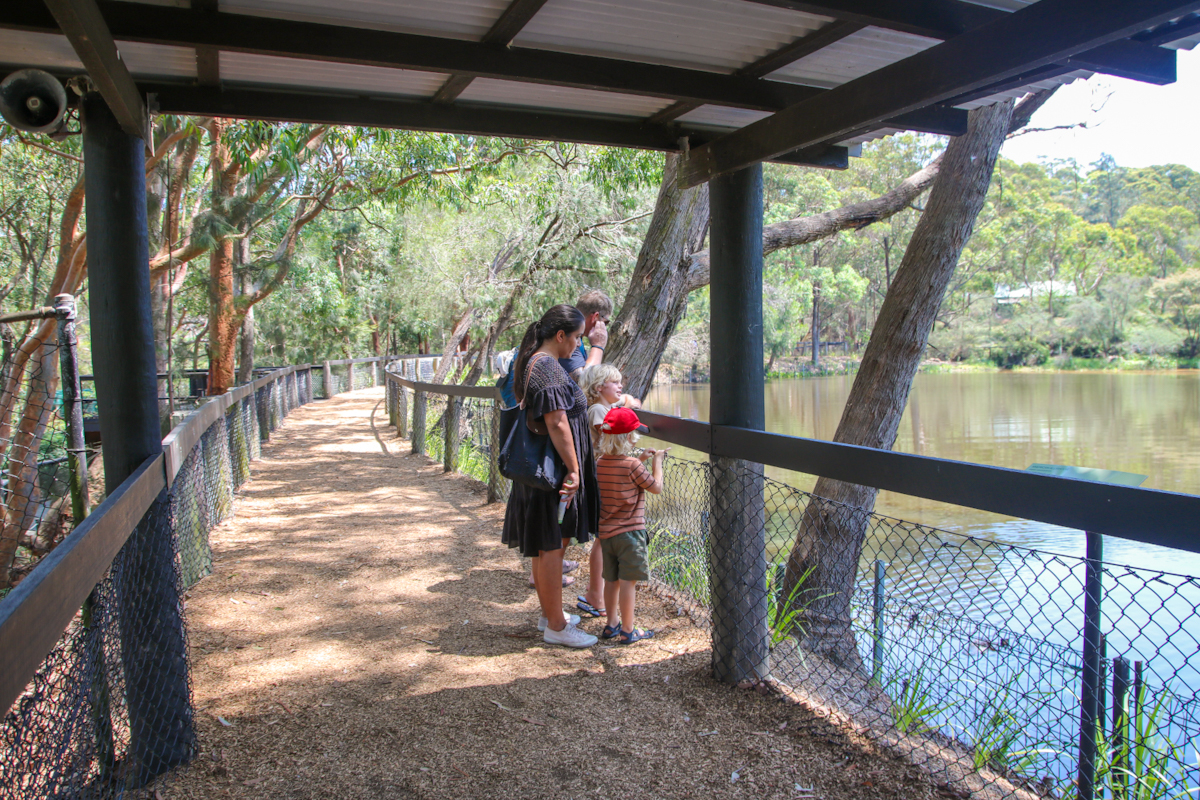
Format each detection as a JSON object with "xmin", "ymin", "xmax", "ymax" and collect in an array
[{"xmin": 595, "ymin": 407, "xmax": 667, "ymax": 644}]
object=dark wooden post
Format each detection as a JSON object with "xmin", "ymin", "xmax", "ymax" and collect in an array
[
  {"xmin": 412, "ymin": 390, "xmax": 427, "ymax": 456},
  {"xmin": 708, "ymin": 162, "xmax": 769, "ymax": 685},
  {"xmin": 444, "ymin": 396, "xmax": 460, "ymax": 473},
  {"xmin": 82, "ymin": 93, "xmax": 195, "ymax": 784},
  {"xmin": 487, "ymin": 399, "xmax": 503, "ymax": 503},
  {"xmin": 398, "ymin": 385, "xmax": 409, "ymax": 439}
]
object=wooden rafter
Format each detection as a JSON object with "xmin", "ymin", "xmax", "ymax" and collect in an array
[
  {"xmin": 433, "ymin": 0, "xmax": 550, "ymax": 104},
  {"xmin": 744, "ymin": 0, "xmax": 1177, "ymax": 84},
  {"xmin": 142, "ymin": 82, "xmax": 852, "ymax": 169},
  {"xmin": 679, "ymin": 0, "xmax": 1200, "ymax": 188},
  {"xmin": 39, "ymin": 0, "xmax": 149, "ymax": 142}
]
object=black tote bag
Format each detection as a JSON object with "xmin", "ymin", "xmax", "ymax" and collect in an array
[{"xmin": 497, "ymin": 354, "xmax": 564, "ymax": 492}]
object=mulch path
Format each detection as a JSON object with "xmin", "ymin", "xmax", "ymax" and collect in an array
[{"xmin": 140, "ymin": 388, "xmax": 950, "ymax": 800}]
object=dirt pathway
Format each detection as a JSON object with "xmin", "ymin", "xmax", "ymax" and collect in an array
[{"xmin": 148, "ymin": 389, "xmax": 944, "ymax": 800}]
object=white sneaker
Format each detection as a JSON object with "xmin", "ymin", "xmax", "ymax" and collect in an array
[
  {"xmin": 543, "ymin": 622, "xmax": 598, "ymax": 648},
  {"xmin": 538, "ymin": 613, "xmax": 581, "ymax": 631}
]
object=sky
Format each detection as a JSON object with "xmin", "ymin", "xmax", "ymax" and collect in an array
[{"xmin": 999, "ymin": 46, "xmax": 1200, "ymax": 171}]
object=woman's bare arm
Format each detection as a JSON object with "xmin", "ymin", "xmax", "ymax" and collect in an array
[{"xmin": 545, "ymin": 409, "xmax": 580, "ymax": 497}]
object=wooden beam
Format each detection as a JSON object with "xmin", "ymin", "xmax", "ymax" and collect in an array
[
  {"xmin": 433, "ymin": 0, "xmax": 550, "ymax": 104},
  {"xmin": 39, "ymin": 0, "xmax": 148, "ymax": 141},
  {"xmin": 744, "ymin": 0, "xmax": 1176, "ymax": 84},
  {"xmin": 193, "ymin": 0, "xmax": 218, "ymax": 86},
  {"xmin": 144, "ymin": 82, "xmax": 851, "ymax": 169},
  {"xmin": 679, "ymin": 0, "xmax": 1200, "ymax": 188}
]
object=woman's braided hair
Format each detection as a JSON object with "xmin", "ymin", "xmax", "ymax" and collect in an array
[{"xmin": 513, "ymin": 304, "xmax": 585, "ymax": 403}]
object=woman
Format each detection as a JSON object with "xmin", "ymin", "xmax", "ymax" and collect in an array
[{"xmin": 502, "ymin": 305, "xmax": 600, "ymax": 648}]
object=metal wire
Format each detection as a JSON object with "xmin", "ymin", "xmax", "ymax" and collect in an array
[{"xmin": 0, "ymin": 368, "xmax": 312, "ymax": 796}]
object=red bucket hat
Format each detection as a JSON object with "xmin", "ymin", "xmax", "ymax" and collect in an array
[{"xmin": 601, "ymin": 406, "xmax": 648, "ymax": 435}]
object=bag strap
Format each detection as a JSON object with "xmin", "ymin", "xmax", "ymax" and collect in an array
[{"xmin": 519, "ymin": 352, "xmax": 554, "ymax": 410}]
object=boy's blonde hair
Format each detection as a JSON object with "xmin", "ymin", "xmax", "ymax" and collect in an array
[
  {"xmin": 580, "ymin": 363, "xmax": 622, "ymax": 403},
  {"xmin": 598, "ymin": 430, "xmax": 640, "ymax": 457}
]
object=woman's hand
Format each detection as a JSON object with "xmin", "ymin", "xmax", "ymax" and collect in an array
[{"xmin": 560, "ymin": 471, "xmax": 580, "ymax": 499}]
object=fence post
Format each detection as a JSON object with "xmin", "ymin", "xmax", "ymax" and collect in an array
[
  {"xmin": 55, "ymin": 295, "xmax": 89, "ymax": 525},
  {"xmin": 82, "ymin": 94, "xmax": 194, "ymax": 784},
  {"xmin": 1077, "ymin": 530, "xmax": 1104, "ymax": 800},
  {"xmin": 444, "ymin": 396, "xmax": 460, "ymax": 473},
  {"xmin": 708, "ymin": 162, "xmax": 768, "ymax": 685},
  {"xmin": 412, "ymin": 389, "xmax": 427, "ymax": 456},
  {"xmin": 872, "ymin": 560, "xmax": 886, "ymax": 684},
  {"xmin": 1112, "ymin": 656, "xmax": 1131, "ymax": 800},
  {"xmin": 323, "ymin": 360, "xmax": 333, "ymax": 398},
  {"xmin": 372, "ymin": 359, "xmax": 379, "ymax": 387},
  {"xmin": 487, "ymin": 399, "xmax": 502, "ymax": 503},
  {"xmin": 398, "ymin": 385, "xmax": 409, "ymax": 439}
]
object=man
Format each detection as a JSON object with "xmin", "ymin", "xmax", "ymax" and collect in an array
[
  {"xmin": 558, "ymin": 288, "xmax": 611, "ymax": 381},
  {"xmin": 497, "ymin": 289, "xmax": 612, "ymax": 408}
]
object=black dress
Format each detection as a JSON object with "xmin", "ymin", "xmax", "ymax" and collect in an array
[{"xmin": 501, "ymin": 355, "xmax": 600, "ymax": 557}]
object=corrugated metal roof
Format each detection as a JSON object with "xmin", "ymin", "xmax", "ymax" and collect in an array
[
  {"xmin": 675, "ymin": 105, "xmax": 771, "ymax": 131},
  {"xmin": 220, "ymin": 53, "xmax": 444, "ymax": 98},
  {"xmin": 458, "ymin": 78, "xmax": 672, "ymax": 118},
  {"xmin": 767, "ymin": 26, "xmax": 939, "ymax": 89},
  {"xmin": 220, "ymin": 0, "xmax": 509, "ymax": 41},
  {"xmin": 0, "ymin": 28, "xmax": 195, "ymax": 78},
  {"xmin": 955, "ymin": 69, "xmax": 1093, "ymax": 110},
  {"xmin": 512, "ymin": 0, "xmax": 830, "ymax": 74}
]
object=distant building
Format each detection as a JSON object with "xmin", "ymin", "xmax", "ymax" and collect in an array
[{"xmin": 994, "ymin": 281, "xmax": 1077, "ymax": 305}]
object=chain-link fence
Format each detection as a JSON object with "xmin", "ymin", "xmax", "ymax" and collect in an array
[
  {"xmin": 0, "ymin": 362, "xmax": 314, "ymax": 796},
  {"xmin": 0, "ymin": 301, "xmax": 89, "ymax": 591},
  {"xmin": 644, "ymin": 454, "xmax": 1200, "ymax": 800}
]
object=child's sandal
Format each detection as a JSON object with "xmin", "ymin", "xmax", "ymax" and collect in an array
[
  {"xmin": 619, "ymin": 628, "xmax": 655, "ymax": 645},
  {"xmin": 601, "ymin": 624, "xmax": 622, "ymax": 640}
]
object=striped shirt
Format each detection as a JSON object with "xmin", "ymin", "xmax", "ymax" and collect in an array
[{"xmin": 596, "ymin": 455, "xmax": 657, "ymax": 538}]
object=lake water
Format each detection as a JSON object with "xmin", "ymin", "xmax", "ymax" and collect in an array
[{"xmin": 646, "ymin": 371, "xmax": 1200, "ymax": 574}]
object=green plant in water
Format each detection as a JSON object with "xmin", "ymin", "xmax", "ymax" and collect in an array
[
  {"xmin": 965, "ymin": 672, "xmax": 1051, "ymax": 775},
  {"xmin": 888, "ymin": 668, "xmax": 951, "ymax": 735},
  {"xmin": 1094, "ymin": 681, "xmax": 1199, "ymax": 800}
]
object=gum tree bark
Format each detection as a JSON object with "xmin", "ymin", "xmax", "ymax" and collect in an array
[{"xmin": 782, "ymin": 99, "xmax": 1017, "ymax": 668}]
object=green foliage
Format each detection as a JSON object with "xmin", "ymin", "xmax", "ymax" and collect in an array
[
  {"xmin": 888, "ymin": 668, "xmax": 952, "ymax": 735},
  {"xmin": 964, "ymin": 673, "xmax": 1051, "ymax": 775},
  {"xmin": 1093, "ymin": 682, "xmax": 1199, "ymax": 800}
]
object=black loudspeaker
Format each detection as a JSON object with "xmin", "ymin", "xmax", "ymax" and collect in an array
[{"xmin": 0, "ymin": 69, "xmax": 68, "ymax": 134}]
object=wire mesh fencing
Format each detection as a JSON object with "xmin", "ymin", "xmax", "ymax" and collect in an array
[
  {"xmin": 644, "ymin": 454, "xmax": 1200, "ymax": 800},
  {"xmin": 0, "ymin": 366, "xmax": 311, "ymax": 797}
]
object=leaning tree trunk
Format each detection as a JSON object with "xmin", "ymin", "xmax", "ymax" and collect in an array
[
  {"xmin": 605, "ymin": 154, "xmax": 711, "ymax": 398},
  {"xmin": 783, "ymin": 99, "xmax": 1016, "ymax": 669}
]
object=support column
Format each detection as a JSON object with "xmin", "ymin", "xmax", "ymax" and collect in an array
[
  {"xmin": 708, "ymin": 163, "xmax": 769, "ymax": 685},
  {"xmin": 83, "ymin": 93, "xmax": 194, "ymax": 785}
]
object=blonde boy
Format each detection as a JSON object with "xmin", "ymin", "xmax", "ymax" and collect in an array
[
  {"xmin": 580, "ymin": 363, "xmax": 641, "ymax": 449},
  {"xmin": 595, "ymin": 407, "xmax": 666, "ymax": 644}
]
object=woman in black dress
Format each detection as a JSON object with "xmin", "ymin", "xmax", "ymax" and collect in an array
[{"xmin": 502, "ymin": 305, "xmax": 601, "ymax": 648}]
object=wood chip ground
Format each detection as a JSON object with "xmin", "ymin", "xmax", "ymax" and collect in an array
[{"xmin": 138, "ymin": 388, "xmax": 955, "ymax": 800}]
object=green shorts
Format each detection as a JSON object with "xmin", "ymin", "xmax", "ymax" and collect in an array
[{"xmin": 600, "ymin": 530, "xmax": 649, "ymax": 582}]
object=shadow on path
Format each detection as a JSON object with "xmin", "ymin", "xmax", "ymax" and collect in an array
[{"xmin": 145, "ymin": 389, "xmax": 943, "ymax": 800}]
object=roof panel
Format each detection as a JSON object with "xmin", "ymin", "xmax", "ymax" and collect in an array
[
  {"xmin": 675, "ymin": 105, "xmax": 771, "ymax": 131},
  {"xmin": 512, "ymin": 0, "xmax": 830, "ymax": 74},
  {"xmin": 767, "ymin": 26, "xmax": 940, "ymax": 89},
  {"xmin": 220, "ymin": 53, "xmax": 444, "ymax": 98},
  {"xmin": 219, "ymin": 0, "xmax": 510, "ymax": 41},
  {"xmin": 0, "ymin": 28, "xmax": 194, "ymax": 78},
  {"xmin": 458, "ymin": 78, "xmax": 672, "ymax": 118},
  {"xmin": 955, "ymin": 68, "xmax": 1092, "ymax": 110}
]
